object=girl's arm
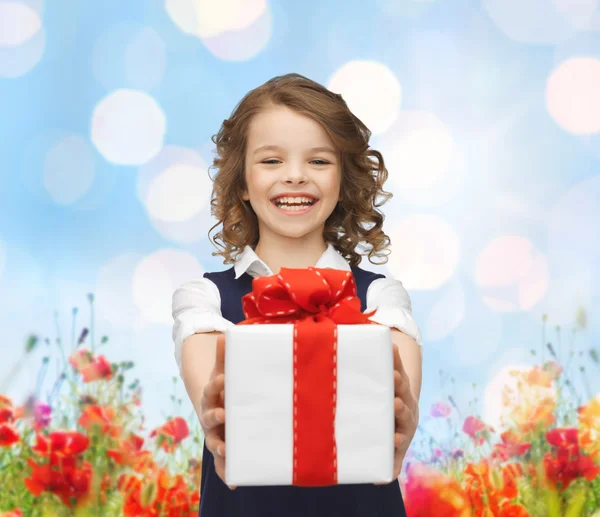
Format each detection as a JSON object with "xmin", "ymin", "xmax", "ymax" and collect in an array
[
  {"xmin": 391, "ymin": 328, "xmax": 422, "ymax": 412},
  {"xmin": 180, "ymin": 331, "xmax": 221, "ymax": 422}
]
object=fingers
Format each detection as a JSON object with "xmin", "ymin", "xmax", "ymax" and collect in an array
[
  {"xmin": 201, "ymin": 407, "xmax": 225, "ymax": 430},
  {"xmin": 203, "ymin": 373, "xmax": 225, "ymax": 410},
  {"xmin": 205, "ymin": 433, "xmax": 226, "ymax": 460},
  {"xmin": 392, "ymin": 345, "xmax": 415, "ymax": 410},
  {"xmin": 394, "ymin": 431, "xmax": 402, "ymax": 449},
  {"xmin": 206, "ymin": 336, "xmax": 234, "ymax": 490},
  {"xmin": 214, "ymin": 334, "xmax": 226, "ymax": 375},
  {"xmin": 395, "ymin": 395, "xmax": 417, "ymax": 433},
  {"xmin": 213, "ymin": 449, "xmax": 236, "ymax": 490}
]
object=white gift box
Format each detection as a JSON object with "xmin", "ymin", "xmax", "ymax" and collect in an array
[{"xmin": 224, "ymin": 323, "xmax": 395, "ymax": 487}]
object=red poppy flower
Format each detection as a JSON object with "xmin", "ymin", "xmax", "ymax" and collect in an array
[
  {"xmin": 0, "ymin": 423, "xmax": 20, "ymax": 447},
  {"xmin": 78, "ymin": 404, "xmax": 122, "ymax": 438},
  {"xmin": 463, "ymin": 416, "xmax": 494, "ymax": 446},
  {"xmin": 150, "ymin": 417, "xmax": 190, "ymax": 453},
  {"xmin": 108, "ymin": 433, "xmax": 155, "ymax": 473}
]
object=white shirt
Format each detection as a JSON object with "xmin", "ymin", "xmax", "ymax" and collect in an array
[{"xmin": 172, "ymin": 244, "xmax": 422, "ymax": 376}]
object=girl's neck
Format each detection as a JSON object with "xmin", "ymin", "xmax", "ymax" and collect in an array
[{"xmin": 254, "ymin": 235, "xmax": 328, "ymax": 274}]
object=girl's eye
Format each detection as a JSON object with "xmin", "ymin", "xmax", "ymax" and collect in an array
[{"xmin": 262, "ymin": 159, "xmax": 329, "ymax": 165}]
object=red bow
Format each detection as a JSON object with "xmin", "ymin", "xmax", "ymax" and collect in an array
[{"xmin": 238, "ymin": 267, "xmax": 377, "ymax": 486}]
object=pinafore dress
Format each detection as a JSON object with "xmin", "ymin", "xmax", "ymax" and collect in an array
[{"xmin": 198, "ymin": 266, "xmax": 409, "ymax": 517}]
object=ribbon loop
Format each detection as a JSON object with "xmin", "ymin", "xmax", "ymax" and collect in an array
[{"xmin": 240, "ymin": 267, "xmax": 374, "ymax": 326}]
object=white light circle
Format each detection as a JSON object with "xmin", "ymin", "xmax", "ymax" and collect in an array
[
  {"xmin": 132, "ymin": 249, "xmax": 205, "ymax": 325},
  {"xmin": 328, "ymin": 61, "xmax": 402, "ymax": 136},
  {"xmin": 484, "ymin": 360, "xmax": 557, "ymax": 432},
  {"xmin": 377, "ymin": 111, "xmax": 464, "ymax": 206},
  {"xmin": 548, "ymin": 174, "xmax": 600, "ymax": 269},
  {"xmin": 425, "ymin": 280, "xmax": 465, "ymax": 341},
  {"xmin": 475, "ymin": 236, "xmax": 549, "ymax": 312},
  {"xmin": 483, "ymin": 0, "xmax": 577, "ymax": 44},
  {"xmin": 165, "ymin": 0, "xmax": 272, "ymax": 61},
  {"xmin": 386, "ymin": 215, "xmax": 460, "ymax": 290},
  {"xmin": 0, "ymin": 1, "xmax": 41, "ymax": 46},
  {"xmin": 93, "ymin": 23, "xmax": 167, "ymax": 91},
  {"xmin": 90, "ymin": 89, "xmax": 166, "ymax": 166},
  {"xmin": 137, "ymin": 145, "xmax": 215, "ymax": 243},
  {"xmin": 145, "ymin": 163, "xmax": 211, "ymax": 223},
  {"xmin": 0, "ymin": 1, "xmax": 45, "ymax": 78},
  {"xmin": 554, "ymin": 0, "xmax": 599, "ymax": 30},
  {"xmin": 546, "ymin": 57, "xmax": 600, "ymax": 135}
]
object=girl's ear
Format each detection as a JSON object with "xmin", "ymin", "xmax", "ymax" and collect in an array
[{"xmin": 242, "ymin": 189, "xmax": 249, "ymax": 201}]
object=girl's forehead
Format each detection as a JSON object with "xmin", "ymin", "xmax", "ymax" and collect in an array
[{"xmin": 247, "ymin": 111, "xmax": 335, "ymax": 150}]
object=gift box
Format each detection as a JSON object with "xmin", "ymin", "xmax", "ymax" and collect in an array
[{"xmin": 224, "ymin": 267, "xmax": 395, "ymax": 487}]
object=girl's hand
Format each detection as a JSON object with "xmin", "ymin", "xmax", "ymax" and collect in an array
[
  {"xmin": 199, "ymin": 334, "xmax": 236, "ymax": 490},
  {"xmin": 375, "ymin": 342, "xmax": 419, "ymax": 485}
]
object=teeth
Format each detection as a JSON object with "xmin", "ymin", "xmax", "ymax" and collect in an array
[
  {"xmin": 273, "ymin": 196, "xmax": 316, "ymax": 208},
  {"xmin": 277, "ymin": 204, "xmax": 312, "ymax": 211},
  {"xmin": 274, "ymin": 196, "xmax": 314, "ymax": 204}
]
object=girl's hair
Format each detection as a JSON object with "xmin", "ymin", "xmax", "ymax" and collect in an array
[{"xmin": 207, "ymin": 72, "xmax": 393, "ymax": 266}]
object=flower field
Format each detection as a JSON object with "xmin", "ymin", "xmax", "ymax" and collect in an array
[{"xmin": 0, "ymin": 295, "xmax": 598, "ymax": 516}]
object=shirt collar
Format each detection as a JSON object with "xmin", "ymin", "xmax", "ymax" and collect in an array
[{"xmin": 233, "ymin": 243, "xmax": 350, "ymax": 279}]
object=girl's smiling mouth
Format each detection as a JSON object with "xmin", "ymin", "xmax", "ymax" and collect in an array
[{"xmin": 270, "ymin": 194, "xmax": 320, "ymax": 215}]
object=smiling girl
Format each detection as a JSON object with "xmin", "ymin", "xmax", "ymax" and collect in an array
[{"xmin": 172, "ymin": 73, "xmax": 423, "ymax": 517}]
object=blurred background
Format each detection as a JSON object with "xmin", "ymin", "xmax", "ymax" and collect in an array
[{"xmin": 0, "ymin": 0, "xmax": 599, "ymax": 484}]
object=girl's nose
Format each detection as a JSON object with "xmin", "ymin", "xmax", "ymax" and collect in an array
[{"xmin": 283, "ymin": 169, "xmax": 308, "ymax": 184}]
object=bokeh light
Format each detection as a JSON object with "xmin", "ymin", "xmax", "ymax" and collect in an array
[
  {"xmin": 475, "ymin": 236, "xmax": 549, "ymax": 312},
  {"xmin": 548, "ymin": 174, "xmax": 600, "ymax": 268},
  {"xmin": 43, "ymin": 135, "xmax": 96, "ymax": 205},
  {"xmin": 482, "ymin": 0, "xmax": 594, "ymax": 44},
  {"xmin": 546, "ymin": 57, "xmax": 600, "ymax": 135},
  {"xmin": 137, "ymin": 145, "xmax": 213, "ymax": 243},
  {"xmin": 132, "ymin": 249, "xmax": 205, "ymax": 325},
  {"xmin": 0, "ymin": 1, "xmax": 41, "ymax": 46},
  {"xmin": 90, "ymin": 89, "xmax": 167, "ymax": 166},
  {"xmin": 425, "ymin": 279, "xmax": 465, "ymax": 342},
  {"xmin": 483, "ymin": 363, "xmax": 530, "ymax": 432},
  {"xmin": 327, "ymin": 61, "xmax": 402, "ymax": 136},
  {"xmin": 0, "ymin": 1, "xmax": 45, "ymax": 77},
  {"xmin": 386, "ymin": 215, "xmax": 460, "ymax": 290},
  {"xmin": 93, "ymin": 23, "xmax": 167, "ymax": 91},
  {"xmin": 165, "ymin": 0, "xmax": 272, "ymax": 60},
  {"xmin": 554, "ymin": 0, "xmax": 599, "ymax": 30},
  {"xmin": 378, "ymin": 110, "xmax": 464, "ymax": 206}
]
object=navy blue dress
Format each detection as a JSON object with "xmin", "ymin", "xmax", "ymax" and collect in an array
[{"xmin": 199, "ymin": 266, "xmax": 408, "ymax": 517}]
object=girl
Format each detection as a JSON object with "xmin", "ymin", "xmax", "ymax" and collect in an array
[{"xmin": 172, "ymin": 73, "xmax": 423, "ymax": 517}]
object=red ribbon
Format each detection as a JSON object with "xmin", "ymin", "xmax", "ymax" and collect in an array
[{"xmin": 237, "ymin": 267, "xmax": 377, "ymax": 486}]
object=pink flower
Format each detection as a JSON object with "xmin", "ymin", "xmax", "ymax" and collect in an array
[
  {"xmin": 430, "ymin": 402, "xmax": 452, "ymax": 418},
  {"xmin": 463, "ymin": 416, "xmax": 494, "ymax": 446},
  {"xmin": 33, "ymin": 403, "xmax": 52, "ymax": 430}
]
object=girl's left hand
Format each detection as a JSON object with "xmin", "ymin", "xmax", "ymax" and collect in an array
[{"xmin": 375, "ymin": 342, "xmax": 419, "ymax": 485}]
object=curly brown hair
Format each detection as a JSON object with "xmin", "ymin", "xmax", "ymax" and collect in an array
[{"xmin": 207, "ymin": 73, "xmax": 393, "ymax": 267}]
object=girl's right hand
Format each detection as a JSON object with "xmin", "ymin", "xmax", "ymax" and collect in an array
[{"xmin": 200, "ymin": 334, "xmax": 235, "ymax": 489}]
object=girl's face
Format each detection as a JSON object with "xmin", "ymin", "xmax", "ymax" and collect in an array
[{"xmin": 243, "ymin": 105, "xmax": 342, "ymax": 243}]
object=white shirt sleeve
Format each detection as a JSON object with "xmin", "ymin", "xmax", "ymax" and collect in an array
[
  {"xmin": 171, "ymin": 277, "xmax": 234, "ymax": 375},
  {"xmin": 365, "ymin": 277, "xmax": 423, "ymax": 348}
]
